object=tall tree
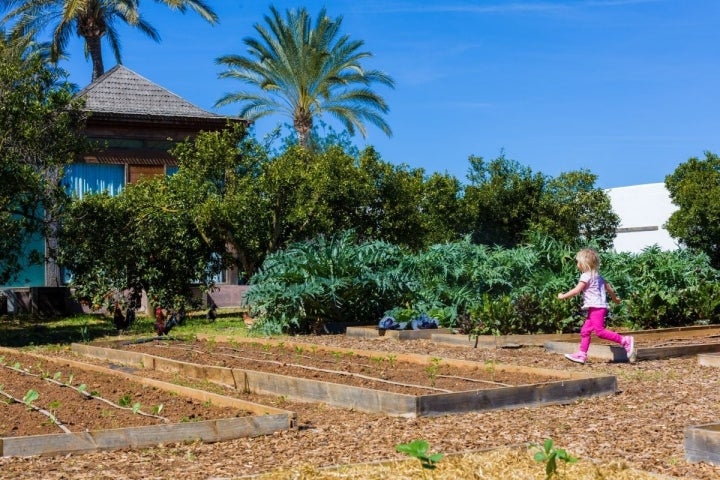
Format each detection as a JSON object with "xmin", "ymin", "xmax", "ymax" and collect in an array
[
  {"xmin": 534, "ymin": 170, "xmax": 619, "ymax": 250},
  {"xmin": 215, "ymin": 6, "xmax": 394, "ymax": 147},
  {"xmin": 1, "ymin": 0, "xmax": 218, "ymax": 81},
  {"xmin": 460, "ymin": 156, "xmax": 618, "ymax": 249},
  {"xmin": 58, "ymin": 174, "xmax": 228, "ymax": 311},
  {"xmin": 461, "ymin": 154, "xmax": 546, "ymax": 248},
  {"xmin": 665, "ymin": 151, "xmax": 720, "ymax": 268},
  {"xmin": 0, "ymin": 31, "xmax": 86, "ymax": 284}
]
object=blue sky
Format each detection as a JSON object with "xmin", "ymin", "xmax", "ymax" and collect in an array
[{"xmin": 55, "ymin": 0, "xmax": 720, "ymax": 188}]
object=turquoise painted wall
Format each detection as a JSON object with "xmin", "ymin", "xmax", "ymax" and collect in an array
[
  {"xmin": 0, "ymin": 163, "xmax": 125, "ymax": 289},
  {"xmin": 1, "ymin": 233, "xmax": 45, "ymax": 287}
]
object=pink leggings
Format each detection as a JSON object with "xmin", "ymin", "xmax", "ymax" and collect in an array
[{"xmin": 579, "ymin": 307, "xmax": 623, "ymax": 353}]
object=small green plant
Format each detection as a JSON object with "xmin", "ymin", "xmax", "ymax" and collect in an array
[
  {"xmin": 532, "ymin": 438, "xmax": 578, "ymax": 480},
  {"xmin": 152, "ymin": 404, "xmax": 164, "ymax": 415},
  {"xmin": 48, "ymin": 399, "xmax": 61, "ymax": 417},
  {"xmin": 79, "ymin": 325, "xmax": 90, "ymax": 343},
  {"xmin": 425, "ymin": 357, "xmax": 442, "ymax": 387},
  {"xmin": 23, "ymin": 389, "xmax": 39, "ymax": 409},
  {"xmin": 370, "ymin": 356, "xmax": 384, "ymax": 370},
  {"xmin": 396, "ymin": 439, "xmax": 443, "ymax": 471},
  {"xmin": 118, "ymin": 394, "xmax": 132, "ymax": 407},
  {"xmin": 131, "ymin": 402, "xmax": 142, "ymax": 414},
  {"xmin": 386, "ymin": 354, "xmax": 397, "ymax": 368}
]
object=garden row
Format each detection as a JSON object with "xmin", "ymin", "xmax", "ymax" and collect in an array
[
  {"xmin": 77, "ymin": 333, "xmax": 720, "ymax": 473},
  {"xmin": 0, "ymin": 347, "xmax": 294, "ymax": 456},
  {"xmin": 243, "ymin": 233, "xmax": 720, "ymax": 337}
]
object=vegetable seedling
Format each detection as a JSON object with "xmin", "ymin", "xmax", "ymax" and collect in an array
[
  {"xmin": 396, "ymin": 439, "xmax": 443, "ymax": 471},
  {"xmin": 532, "ymin": 438, "xmax": 578, "ymax": 480}
]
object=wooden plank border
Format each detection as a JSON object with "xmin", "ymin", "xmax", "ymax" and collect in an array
[
  {"xmin": 73, "ymin": 340, "xmax": 616, "ymax": 418},
  {"xmin": 545, "ymin": 340, "xmax": 720, "ymax": 362},
  {"xmin": 346, "ymin": 326, "xmax": 453, "ymax": 340},
  {"xmin": 698, "ymin": 353, "xmax": 720, "ymax": 368},
  {"xmin": 1, "ymin": 415, "xmax": 292, "ymax": 457},
  {"xmin": 685, "ymin": 423, "xmax": 720, "ymax": 465}
]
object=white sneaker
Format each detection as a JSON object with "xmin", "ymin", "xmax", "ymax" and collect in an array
[
  {"xmin": 564, "ymin": 352, "xmax": 587, "ymax": 364},
  {"xmin": 623, "ymin": 336, "xmax": 636, "ymax": 362}
]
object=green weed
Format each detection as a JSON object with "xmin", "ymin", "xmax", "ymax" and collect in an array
[
  {"xmin": 532, "ymin": 438, "xmax": 578, "ymax": 480},
  {"xmin": 396, "ymin": 439, "xmax": 443, "ymax": 472}
]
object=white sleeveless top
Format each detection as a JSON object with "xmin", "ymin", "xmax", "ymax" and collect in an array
[{"xmin": 579, "ymin": 271, "xmax": 607, "ymax": 309}]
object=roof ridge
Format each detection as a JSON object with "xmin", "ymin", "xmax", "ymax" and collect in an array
[{"xmin": 76, "ymin": 64, "xmax": 226, "ymax": 120}]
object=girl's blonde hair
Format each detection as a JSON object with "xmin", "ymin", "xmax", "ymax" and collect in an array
[{"xmin": 575, "ymin": 248, "xmax": 600, "ymax": 273}]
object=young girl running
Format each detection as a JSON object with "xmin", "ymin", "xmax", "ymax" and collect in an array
[{"xmin": 558, "ymin": 248, "xmax": 635, "ymax": 364}]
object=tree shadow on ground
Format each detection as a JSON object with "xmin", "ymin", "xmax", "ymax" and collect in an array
[{"xmin": 0, "ymin": 314, "xmax": 142, "ymax": 347}]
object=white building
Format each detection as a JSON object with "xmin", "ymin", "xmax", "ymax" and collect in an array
[{"xmin": 606, "ymin": 183, "xmax": 680, "ymax": 253}]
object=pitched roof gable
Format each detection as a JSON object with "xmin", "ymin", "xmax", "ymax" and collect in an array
[{"xmin": 76, "ymin": 65, "xmax": 224, "ymax": 120}]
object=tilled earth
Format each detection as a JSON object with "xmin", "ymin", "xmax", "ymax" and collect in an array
[
  {"xmin": 0, "ymin": 349, "xmax": 248, "ymax": 438},
  {"xmin": 1, "ymin": 334, "xmax": 719, "ymax": 480}
]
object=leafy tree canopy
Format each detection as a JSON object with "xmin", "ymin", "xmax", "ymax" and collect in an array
[
  {"xmin": 461, "ymin": 154, "xmax": 618, "ymax": 249},
  {"xmin": 0, "ymin": 32, "xmax": 86, "ymax": 284},
  {"xmin": 58, "ymin": 173, "xmax": 227, "ymax": 311},
  {"xmin": 665, "ymin": 151, "xmax": 720, "ymax": 268}
]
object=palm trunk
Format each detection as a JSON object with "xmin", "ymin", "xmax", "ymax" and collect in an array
[
  {"xmin": 85, "ymin": 35, "xmax": 105, "ymax": 81},
  {"xmin": 294, "ymin": 115, "xmax": 312, "ymax": 149}
]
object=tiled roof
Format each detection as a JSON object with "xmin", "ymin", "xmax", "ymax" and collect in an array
[
  {"xmin": 82, "ymin": 150, "xmax": 176, "ymax": 166},
  {"xmin": 76, "ymin": 65, "xmax": 224, "ymax": 120}
]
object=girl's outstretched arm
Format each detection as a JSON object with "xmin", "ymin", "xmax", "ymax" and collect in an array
[
  {"xmin": 558, "ymin": 281, "xmax": 587, "ymax": 300},
  {"xmin": 605, "ymin": 282, "xmax": 621, "ymax": 304}
]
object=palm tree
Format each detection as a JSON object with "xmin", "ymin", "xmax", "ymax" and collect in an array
[
  {"xmin": 215, "ymin": 6, "xmax": 394, "ymax": 148},
  {"xmin": 1, "ymin": 0, "xmax": 218, "ymax": 81}
]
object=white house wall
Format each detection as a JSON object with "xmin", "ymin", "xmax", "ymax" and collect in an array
[{"xmin": 606, "ymin": 183, "xmax": 679, "ymax": 253}]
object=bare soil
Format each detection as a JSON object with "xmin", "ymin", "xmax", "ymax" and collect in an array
[
  {"xmin": 0, "ymin": 350, "xmax": 251, "ymax": 438},
  {"xmin": 113, "ymin": 338, "xmax": 564, "ymax": 395},
  {"xmin": 1, "ymin": 334, "xmax": 719, "ymax": 480}
]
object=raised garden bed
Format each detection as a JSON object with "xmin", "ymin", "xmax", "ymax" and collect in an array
[
  {"xmin": 432, "ymin": 331, "xmax": 574, "ymax": 347},
  {"xmin": 0, "ymin": 347, "xmax": 295, "ymax": 457},
  {"xmin": 685, "ymin": 424, "xmax": 720, "ymax": 466},
  {"xmin": 546, "ymin": 332, "xmax": 720, "ymax": 362},
  {"xmin": 445, "ymin": 324, "xmax": 720, "ymax": 350},
  {"xmin": 346, "ymin": 325, "xmax": 453, "ymax": 340},
  {"xmin": 72, "ymin": 336, "xmax": 617, "ymax": 418}
]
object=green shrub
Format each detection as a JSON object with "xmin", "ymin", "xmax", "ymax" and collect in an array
[
  {"xmin": 245, "ymin": 230, "xmax": 720, "ymax": 335},
  {"xmin": 244, "ymin": 231, "xmax": 411, "ymax": 334}
]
